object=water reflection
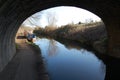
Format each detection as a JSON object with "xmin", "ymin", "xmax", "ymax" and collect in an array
[
  {"xmin": 48, "ymin": 39, "xmax": 58, "ymax": 56},
  {"xmin": 55, "ymin": 38, "xmax": 82, "ymax": 50},
  {"xmin": 34, "ymin": 38, "xmax": 106, "ymax": 80}
]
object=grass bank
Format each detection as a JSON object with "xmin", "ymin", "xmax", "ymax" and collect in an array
[
  {"xmin": 26, "ymin": 42, "xmax": 49, "ymax": 80},
  {"xmin": 34, "ymin": 22, "xmax": 108, "ymax": 54}
]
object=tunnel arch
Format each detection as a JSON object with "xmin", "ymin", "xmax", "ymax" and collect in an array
[{"xmin": 0, "ymin": 0, "xmax": 120, "ymax": 72}]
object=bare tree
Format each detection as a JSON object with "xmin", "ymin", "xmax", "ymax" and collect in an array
[
  {"xmin": 22, "ymin": 13, "xmax": 43, "ymax": 27},
  {"xmin": 22, "ymin": 11, "xmax": 58, "ymax": 27},
  {"xmin": 46, "ymin": 12, "xmax": 58, "ymax": 27},
  {"xmin": 85, "ymin": 18, "xmax": 94, "ymax": 23}
]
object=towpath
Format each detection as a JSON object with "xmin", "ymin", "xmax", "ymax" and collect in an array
[{"xmin": 0, "ymin": 43, "xmax": 49, "ymax": 80}]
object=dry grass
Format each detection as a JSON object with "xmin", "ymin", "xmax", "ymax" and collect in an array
[
  {"xmin": 34, "ymin": 22, "xmax": 108, "ymax": 53},
  {"xmin": 34, "ymin": 22, "xmax": 107, "ymax": 48}
]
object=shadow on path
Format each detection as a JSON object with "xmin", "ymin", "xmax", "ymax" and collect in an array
[{"xmin": 0, "ymin": 43, "xmax": 49, "ymax": 80}]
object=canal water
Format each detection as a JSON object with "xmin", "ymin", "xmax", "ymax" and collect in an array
[{"xmin": 34, "ymin": 38, "xmax": 106, "ymax": 80}]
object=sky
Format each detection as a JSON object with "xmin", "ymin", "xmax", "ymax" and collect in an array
[{"xmin": 22, "ymin": 6, "xmax": 101, "ymax": 28}]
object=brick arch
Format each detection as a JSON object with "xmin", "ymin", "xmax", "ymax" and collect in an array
[{"xmin": 0, "ymin": 0, "xmax": 120, "ymax": 72}]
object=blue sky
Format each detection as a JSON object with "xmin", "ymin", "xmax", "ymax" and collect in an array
[{"xmin": 22, "ymin": 6, "xmax": 101, "ymax": 28}]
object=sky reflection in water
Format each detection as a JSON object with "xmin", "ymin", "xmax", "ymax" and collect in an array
[{"xmin": 34, "ymin": 38, "xmax": 106, "ymax": 80}]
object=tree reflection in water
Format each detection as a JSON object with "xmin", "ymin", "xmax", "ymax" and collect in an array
[
  {"xmin": 35, "ymin": 38, "xmax": 106, "ymax": 80},
  {"xmin": 48, "ymin": 39, "xmax": 58, "ymax": 56}
]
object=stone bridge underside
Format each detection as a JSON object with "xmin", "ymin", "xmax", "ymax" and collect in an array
[{"xmin": 0, "ymin": 0, "xmax": 120, "ymax": 72}]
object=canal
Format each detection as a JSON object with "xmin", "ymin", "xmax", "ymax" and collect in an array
[{"xmin": 34, "ymin": 38, "xmax": 106, "ymax": 80}]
